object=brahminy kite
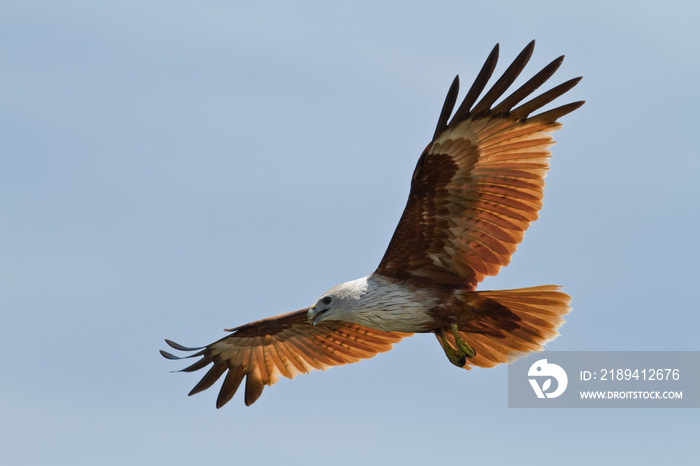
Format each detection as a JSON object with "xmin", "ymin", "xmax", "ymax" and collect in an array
[{"xmin": 161, "ymin": 41, "xmax": 583, "ymax": 407}]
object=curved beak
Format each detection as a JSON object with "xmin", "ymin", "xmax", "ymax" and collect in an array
[
  {"xmin": 307, "ymin": 306, "xmax": 327, "ymax": 326},
  {"xmin": 307, "ymin": 306, "xmax": 318, "ymax": 325}
]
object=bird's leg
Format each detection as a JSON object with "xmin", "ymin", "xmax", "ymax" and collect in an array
[
  {"xmin": 437, "ymin": 328, "xmax": 467, "ymax": 367},
  {"xmin": 437, "ymin": 323, "xmax": 477, "ymax": 367},
  {"xmin": 450, "ymin": 323, "xmax": 476, "ymax": 359}
]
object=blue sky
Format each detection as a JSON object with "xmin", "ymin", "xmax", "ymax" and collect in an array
[{"xmin": 2, "ymin": 1, "xmax": 699, "ymax": 465}]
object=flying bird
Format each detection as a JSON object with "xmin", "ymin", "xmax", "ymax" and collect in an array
[{"xmin": 161, "ymin": 41, "xmax": 584, "ymax": 407}]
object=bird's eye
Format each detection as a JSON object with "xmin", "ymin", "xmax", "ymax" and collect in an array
[{"xmin": 322, "ymin": 296, "xmax": 332, "ymax": 305}]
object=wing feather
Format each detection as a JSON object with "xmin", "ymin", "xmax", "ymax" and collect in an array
[
  {"xmin": 272, "ymin": 340, "xmax": 307, "ymax": 375},
  {"xmin": 244, "ymin": 368, "xmax": 265, "ymax": 406},
  {"xmin": 180, "ymin": 357, "xmax": 213, "ymax": 374},
  {"xmin": 491, "ymin": 55, "xmax": 564, "ymax": 115},
  {"xmin": 470, "ymin": 40, "xmax": 535, "ymax": 116},
  {"xmin": 162, "ymin": 308, "xmax": 411, "ymax": 407},
  {"xmin": 189, "ymin": 363, "xmax": 227, "ymax": 396},
  {"xmin": 376, "ymin": 42, "xmax": 583, "ymax": 288},
  {"xmin": 266, "ymin": 338, "xmax": 293, "ymax": 380},
  {"xmin": 285, "ymin": 334, "xmax": 328, "ymax": 369},
  {"xmin": 217, "ymin": 366, "xmax": 245, "ymax": 408},
  {"xmin": 451, "ymin": 44, "xmax": 500, "ymax": 122}
]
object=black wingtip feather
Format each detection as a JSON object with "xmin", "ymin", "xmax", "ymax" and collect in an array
[
  {"xmin": 470, "ymin": 40, "xmax": 535, "ymax": 116},
  {"xmin": 188, "ymin": 363, "xmax": 227, "ymax": 397},
  {"xmin": 164, "ymin": 339, "xmax": 204, "ymax": 352},
  {"xmin": 216, "ymin": 367, "xmax": 246, "ymax": 408},
  {"xmin": 433, "ymin": 75, "xmax": 460, "ymax": 140},
  {"xmin": 531, "ymin": 100, "xmax": 585, "ymax": 123},
  {"xmin": 510, "ymin": 76, "xmax": 583, "ymax": 120},
  {"xmin": 432, "ymin": 42, "xmax": 581, "ymax": 140},
  {"xmin": 491, "ymin": 55, "xmax": 565, "ymax": 115},
  {"xmin": 179, "ymin": 356, "xmax": 213, "ymax": 373},
  {"xmin": 451, "ymin": 43, "xmax": 500, "ymax": 123},
  {"xmin": 160, "ymin": 350, "xmax": 180, "ymax": 360}
]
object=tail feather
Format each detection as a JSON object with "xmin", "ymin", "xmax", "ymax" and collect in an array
[{"xmin": 438, "ymin": 285, "xmax": 571, "ymax": 369}]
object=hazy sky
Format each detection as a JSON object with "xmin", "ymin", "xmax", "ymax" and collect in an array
[{"xmin": 2, "ymin": 1, "xmax": 699, "ymax": 465}]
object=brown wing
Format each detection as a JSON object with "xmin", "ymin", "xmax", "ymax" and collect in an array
[
  {"xmin": 161, "ymin": 308, "xmax": 411, "ymax": 407},
  {"xmin": 375, "ymin": 41, "xmax": 584, "ymax": 289}
]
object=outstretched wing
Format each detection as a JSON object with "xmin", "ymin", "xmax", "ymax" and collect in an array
[
  {"xmin": 375, "ymin": 41, "xmax": 584, "ymax": 289},
  {"xmin": 161, "ymin": 308, "xmax": 411, "ymax": 407}
]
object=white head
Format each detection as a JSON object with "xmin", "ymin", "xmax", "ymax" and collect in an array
[{"xmin": 306, "ymin": 276, "xmax": 369, "ymax": 325}]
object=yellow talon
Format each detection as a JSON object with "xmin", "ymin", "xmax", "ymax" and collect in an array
[
  {"xmin": 450, "ymin": 323, "xmax": 476, "ymax": 359},
  {"xmin": 436, "ymin": 324, "xmax": 476, "ymax": 367}
]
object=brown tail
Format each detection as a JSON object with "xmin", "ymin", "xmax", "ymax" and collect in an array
[{"xmin": 436, "ymin": 285, "xmax": 571, "ymax": 369}]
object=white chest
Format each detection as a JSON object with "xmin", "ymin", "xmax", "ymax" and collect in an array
[{"xmin": 330, "ymin": 275, "xmax": 439, "ymax": 332}]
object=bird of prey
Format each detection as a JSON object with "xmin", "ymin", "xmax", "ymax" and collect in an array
[{"xmin": 161, "ymin": 41, "xmax": 583, "ymax": 407}]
